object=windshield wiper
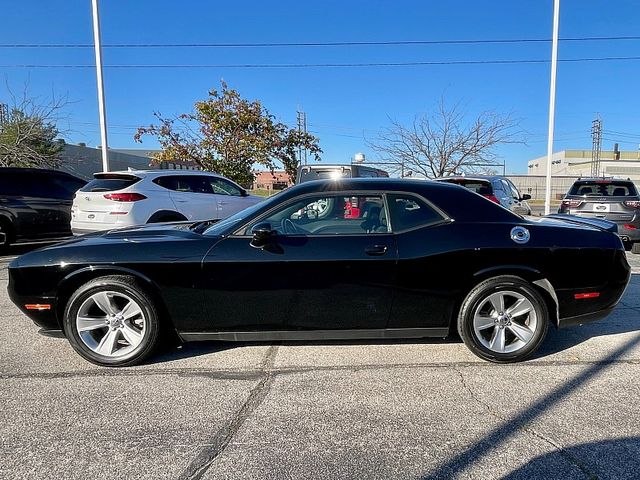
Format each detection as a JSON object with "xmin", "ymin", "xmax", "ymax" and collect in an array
[{"xmin": 189, "ymin": 219, "xmax": 220, "ymax": 234}]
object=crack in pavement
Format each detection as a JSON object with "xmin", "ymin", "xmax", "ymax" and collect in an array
[
  {"xmin": 3, "ymin": 356, "xmax": 640, "ymax": 382},
  {"xmin": 452, "ymin": 366, "xmax": 599, "ymax": 480},
  {"xmin": 176, "ymin": 345, "xmax": 279, "ymax": 480}
]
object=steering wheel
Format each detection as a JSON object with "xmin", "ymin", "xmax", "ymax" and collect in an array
[{"xmin": 281, "ymin": 218, "xmax": 299, "ymax": 235}]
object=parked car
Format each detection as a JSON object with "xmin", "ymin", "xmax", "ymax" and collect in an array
[
  {"xmin": 435, "ymin": 175, "xmax": 532, "ymax": 215},
  {"xmin": 296, "ymin": 164, "xmax": 389, "ymax": 183},
  {"xmin": 9, "ymin": 178, "xmax": 629, "ymax": 367},
  {"xmin": 558, "ymin": 177, "xmax": 640, "ymax": 253},
  {"xmin": 0, "ymin": 168, "xmax": 86, "ymax": 249},
  {"xmin": 71, "ymin": 170, "xmax": 263, "ymax": 235}
]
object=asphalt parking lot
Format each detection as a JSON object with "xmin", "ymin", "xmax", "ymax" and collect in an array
[{"xmin": 2, "ymin": 245, "xmax": 640, "ymax": 480}]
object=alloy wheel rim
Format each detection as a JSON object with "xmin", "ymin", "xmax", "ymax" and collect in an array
[
  {"xmin": 76, "ymin": 291, "xmax": 146, "ymax": 358},
  {"xmin": 472, "ymin": 290, "xmax": 538, "ymax": 354}
]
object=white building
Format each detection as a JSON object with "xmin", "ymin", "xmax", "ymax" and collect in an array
[{"xmin": 527, "ymin": 149, "xmax": 640, "ymax": 181}]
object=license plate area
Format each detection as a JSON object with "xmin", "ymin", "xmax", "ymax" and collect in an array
[{"xmin": 592, "ymin": 203, "xmax": 610, "ymax": 213}]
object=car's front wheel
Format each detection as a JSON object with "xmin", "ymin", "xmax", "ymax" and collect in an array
[
  {"xmin": 457, "ymin": 276, "xmax": 549, "ymax": 363},
  {"xmin": 63, "ymin": 276, "xmax": 161, "ymax": 367}
]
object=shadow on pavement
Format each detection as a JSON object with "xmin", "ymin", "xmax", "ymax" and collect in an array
[
  {"xmin": 502, "ymin": 437, "xmax": 640, "ymax": 480},
  {"xmin": 420, "ymin": 334, "xmax": 640, "ymax": 479}
]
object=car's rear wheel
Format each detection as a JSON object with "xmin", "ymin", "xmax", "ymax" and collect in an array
[
  {"xmin": 63, "ymin": 276, "xmax": 161, "ymax": 367},
  {"xmin": 458, "ymin": 276, "xmax": 549, "ymax": 363},
  {"xmin": 632, "ymin": 243, "xmax": 640, "ymax": 255}
]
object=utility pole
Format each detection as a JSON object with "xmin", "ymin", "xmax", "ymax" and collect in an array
[
  {"xmin": 544, "ymin": 0, "xmax": 560, "ymax": 216},
  {"xmin": 0, "ymin": 103, "xmax": 8, "ymax": 126},
  {"xmin": 296, "ymin": 109, "xmax": 308, "ymax": 166},
  {"xmin": 91, "ymin": 0, "xmax": 110, "ymax": 172},
  {"xmin": 591, "ymin": 115, "xmax": 602, "ymax": 177}
]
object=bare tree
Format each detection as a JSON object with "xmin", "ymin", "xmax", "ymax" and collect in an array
[
  {"xmin": 0, "ymin": 81, "xmax": 70, "ymax": 168},
  {"xmin": 368, "ymin": 98, "xmax": 522, "ymax": 178}
]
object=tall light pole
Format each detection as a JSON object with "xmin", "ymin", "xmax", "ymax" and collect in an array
[
  {"xmin": 544, "ymin": 0, "xmax": 560, "ymax": 215},
  {"xmin": 91, "ymin": 0, "xmax": 109, "ymax": 172}
]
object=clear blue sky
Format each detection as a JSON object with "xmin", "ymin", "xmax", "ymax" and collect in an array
[{"xmin": 2, "ymin": 0, "xmax": 639, "ymax": 174}]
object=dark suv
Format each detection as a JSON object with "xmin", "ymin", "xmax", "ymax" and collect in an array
[
  {"xmin": 558, "ymin": 178, "xmax": 640, "ymax": 253},
  {"xmin": 0, "ymin": 168, "xmax": 86, "ymax": 249}
]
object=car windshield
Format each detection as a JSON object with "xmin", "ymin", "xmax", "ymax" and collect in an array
[
  {"xmin": 569, "ymin": 181, "xmax": 638, "ymax": 197},
  {"xmin": 202, "ymin": 195, "xmax": 275, "ymax": 236}
]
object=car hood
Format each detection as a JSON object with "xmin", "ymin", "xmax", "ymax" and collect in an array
[{"xmin": 10, "ymin": 221, "xmax": 221, "ymax": 268}]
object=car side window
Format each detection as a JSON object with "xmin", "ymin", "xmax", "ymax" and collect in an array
[
  {"xmin": 387, "ymin": 194, "xmax": 445, "ymax": 232},
  {"xmin": 245, "ymin": 194, "xmax": 389, "ymax": 236},
  {"xmin": 507, "ymin": 180, "xmax": 521, "ymax": 199},
  {"xmin": 156, "ymin": 175, "xmax": 214, "ymax": 194},
  {"xmin": 209, "ymin": 178, "xmax": 242, "ymax": 196}
]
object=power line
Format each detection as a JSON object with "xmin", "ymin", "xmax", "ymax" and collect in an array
[
  {"xmin": 2, "ymin": 35, "xmax": 640, "ymax": 49},
  {"xmin": 603, "ymin": 129, "xmax": 640, "ymax": 139},
  {"xmin": 3, "ymin": 56, "xmax": 640, "ymax": 69}
]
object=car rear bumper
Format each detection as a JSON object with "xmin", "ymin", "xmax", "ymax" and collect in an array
[
  {"xmin": 71, "ymin": 220, "xmax": 136, "ymax": 236},
  {"xmin": 558, "ymin": 305, "xmax": 616, "ymax": 328}
]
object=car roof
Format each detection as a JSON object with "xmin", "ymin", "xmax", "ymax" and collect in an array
[
  {"xmin": 0, "ymin": 167, "xmax": 82, "ymax": 178},
  {"xmin": 435, "ymin": 175, "xmax": 502, "ymax": 182},
  {"xmin": 94, "ymin": 169, "xmax": 222, "ymax": 179},
  {"xmin": 572, "ymin": 177, "xmax": 633, "ymax": 182},
  {"xmin": 271, "ymin": 178, "xmax": 519, "ymax": 223}
]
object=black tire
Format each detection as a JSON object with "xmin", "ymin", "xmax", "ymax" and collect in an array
[
  {"xmin": 623, "ymin": 242, "xmax": 633, "ymax": 252},
  {"xmin": 457, "ymin": 275, "xmax": 549, "ymax": 363},
  {"xmin": 63, "ymin": 275, "xmax": 162, "ymax": 367},
  {"xmin": 632, "ymin": 243, "xmax": 640, "ymax": 255}
]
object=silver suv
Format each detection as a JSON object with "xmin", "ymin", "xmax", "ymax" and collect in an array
[
  {"xmin": 434, "ymin": 175, "xmax": 532, "ymax": 215},
  {"xmin": 559, "ymin": 178, "xmax": 640, "ymax": 253}
]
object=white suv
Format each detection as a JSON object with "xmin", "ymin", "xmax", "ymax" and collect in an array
[{"xmin": 71, "ymin": 170, "xmax": 264, "ymax": 234}]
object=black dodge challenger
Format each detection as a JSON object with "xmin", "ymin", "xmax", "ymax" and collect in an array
[{"xmin": 8, "ymin": 178, "xmax": 630, "ymax": 366}]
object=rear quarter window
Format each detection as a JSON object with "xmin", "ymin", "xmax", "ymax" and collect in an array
[
  {"xmin": 387, "ymin": 194, "xmax": 445, "ymax": 232},
  {"xmin": 81, "ymin": 175, "xmax": 141, "ymax": 192}
]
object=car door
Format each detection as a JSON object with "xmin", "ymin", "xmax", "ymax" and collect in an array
[
  {"xmin": 505, "ymin": 179, "xmax": 529, "ymax": 215},
  {"xmin": 167, "ymin": 175, "xmax": 219, "ymax": 220},
  {"xmin": 207, "ymin": 176, "xmax": 253, "ymax": 218},
  {"xmin": 385, "ymin": 193, "xmax": 458, "ymax": 331},
  {"xmin": 13, "ymin": 172, "xmax": 67, "ymax": 239},
  {"xmin": 200, "ymin": 192, "xmax": 397, "ymax": 332},
  {"xmin": 495, "ymin": 180, "xmax": 515, "ymax": 211}
]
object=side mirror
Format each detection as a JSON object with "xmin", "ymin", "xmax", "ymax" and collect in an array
[
  {"xmin": 521, "ymin": 194, "xmax": 532, "ymax": 201},
  {"xmin": 250, "ymin": 222, "xmax": 276, "ymax": 248},
  {"xmin": 240, "ymin": 188, "xmax": 249, "ymax": 197}
]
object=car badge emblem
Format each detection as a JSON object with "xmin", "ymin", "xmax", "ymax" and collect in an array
[
  {"xmin": 510, "ymin": 226, "xmax": 530, "ymax": 245},
  {"xmin": 85, "ymin": 196, "xmax": 90, "ymax": 201}
]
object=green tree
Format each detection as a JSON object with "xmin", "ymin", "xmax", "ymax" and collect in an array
[
  {"xmin": 135, "ymin": 81, "xmax": 321, "ymax": 186},
  {"xmin": 0, "ymin": 109, "xmax": 64, "ymax": 168}
]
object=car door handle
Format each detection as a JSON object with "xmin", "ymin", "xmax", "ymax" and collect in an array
[{"xmin": 365, "ymin": 245, "xmax": 388, "ymax": 256}]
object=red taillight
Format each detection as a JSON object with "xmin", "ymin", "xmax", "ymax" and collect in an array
[
  {"xmin": 483, "ymin": 194, "xmax": 500, "ymax": 204},
  {"xmin": 574, "ymin": 292, "xmax": 600, "ymax": 300},
  {"xmin": 623, "ymin": 224, "xmax": 637, "ymax": 230},
  {"xmin": 562, "ymin": 199, "xmax": 582, "ymax": 208},
  {"xmin": 103, "ymin": 193, "xmax": 147, "ymax": 202},
  {"xmin": 624, "ymin": 200, "xmax": 640, "ymax": 208}
]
